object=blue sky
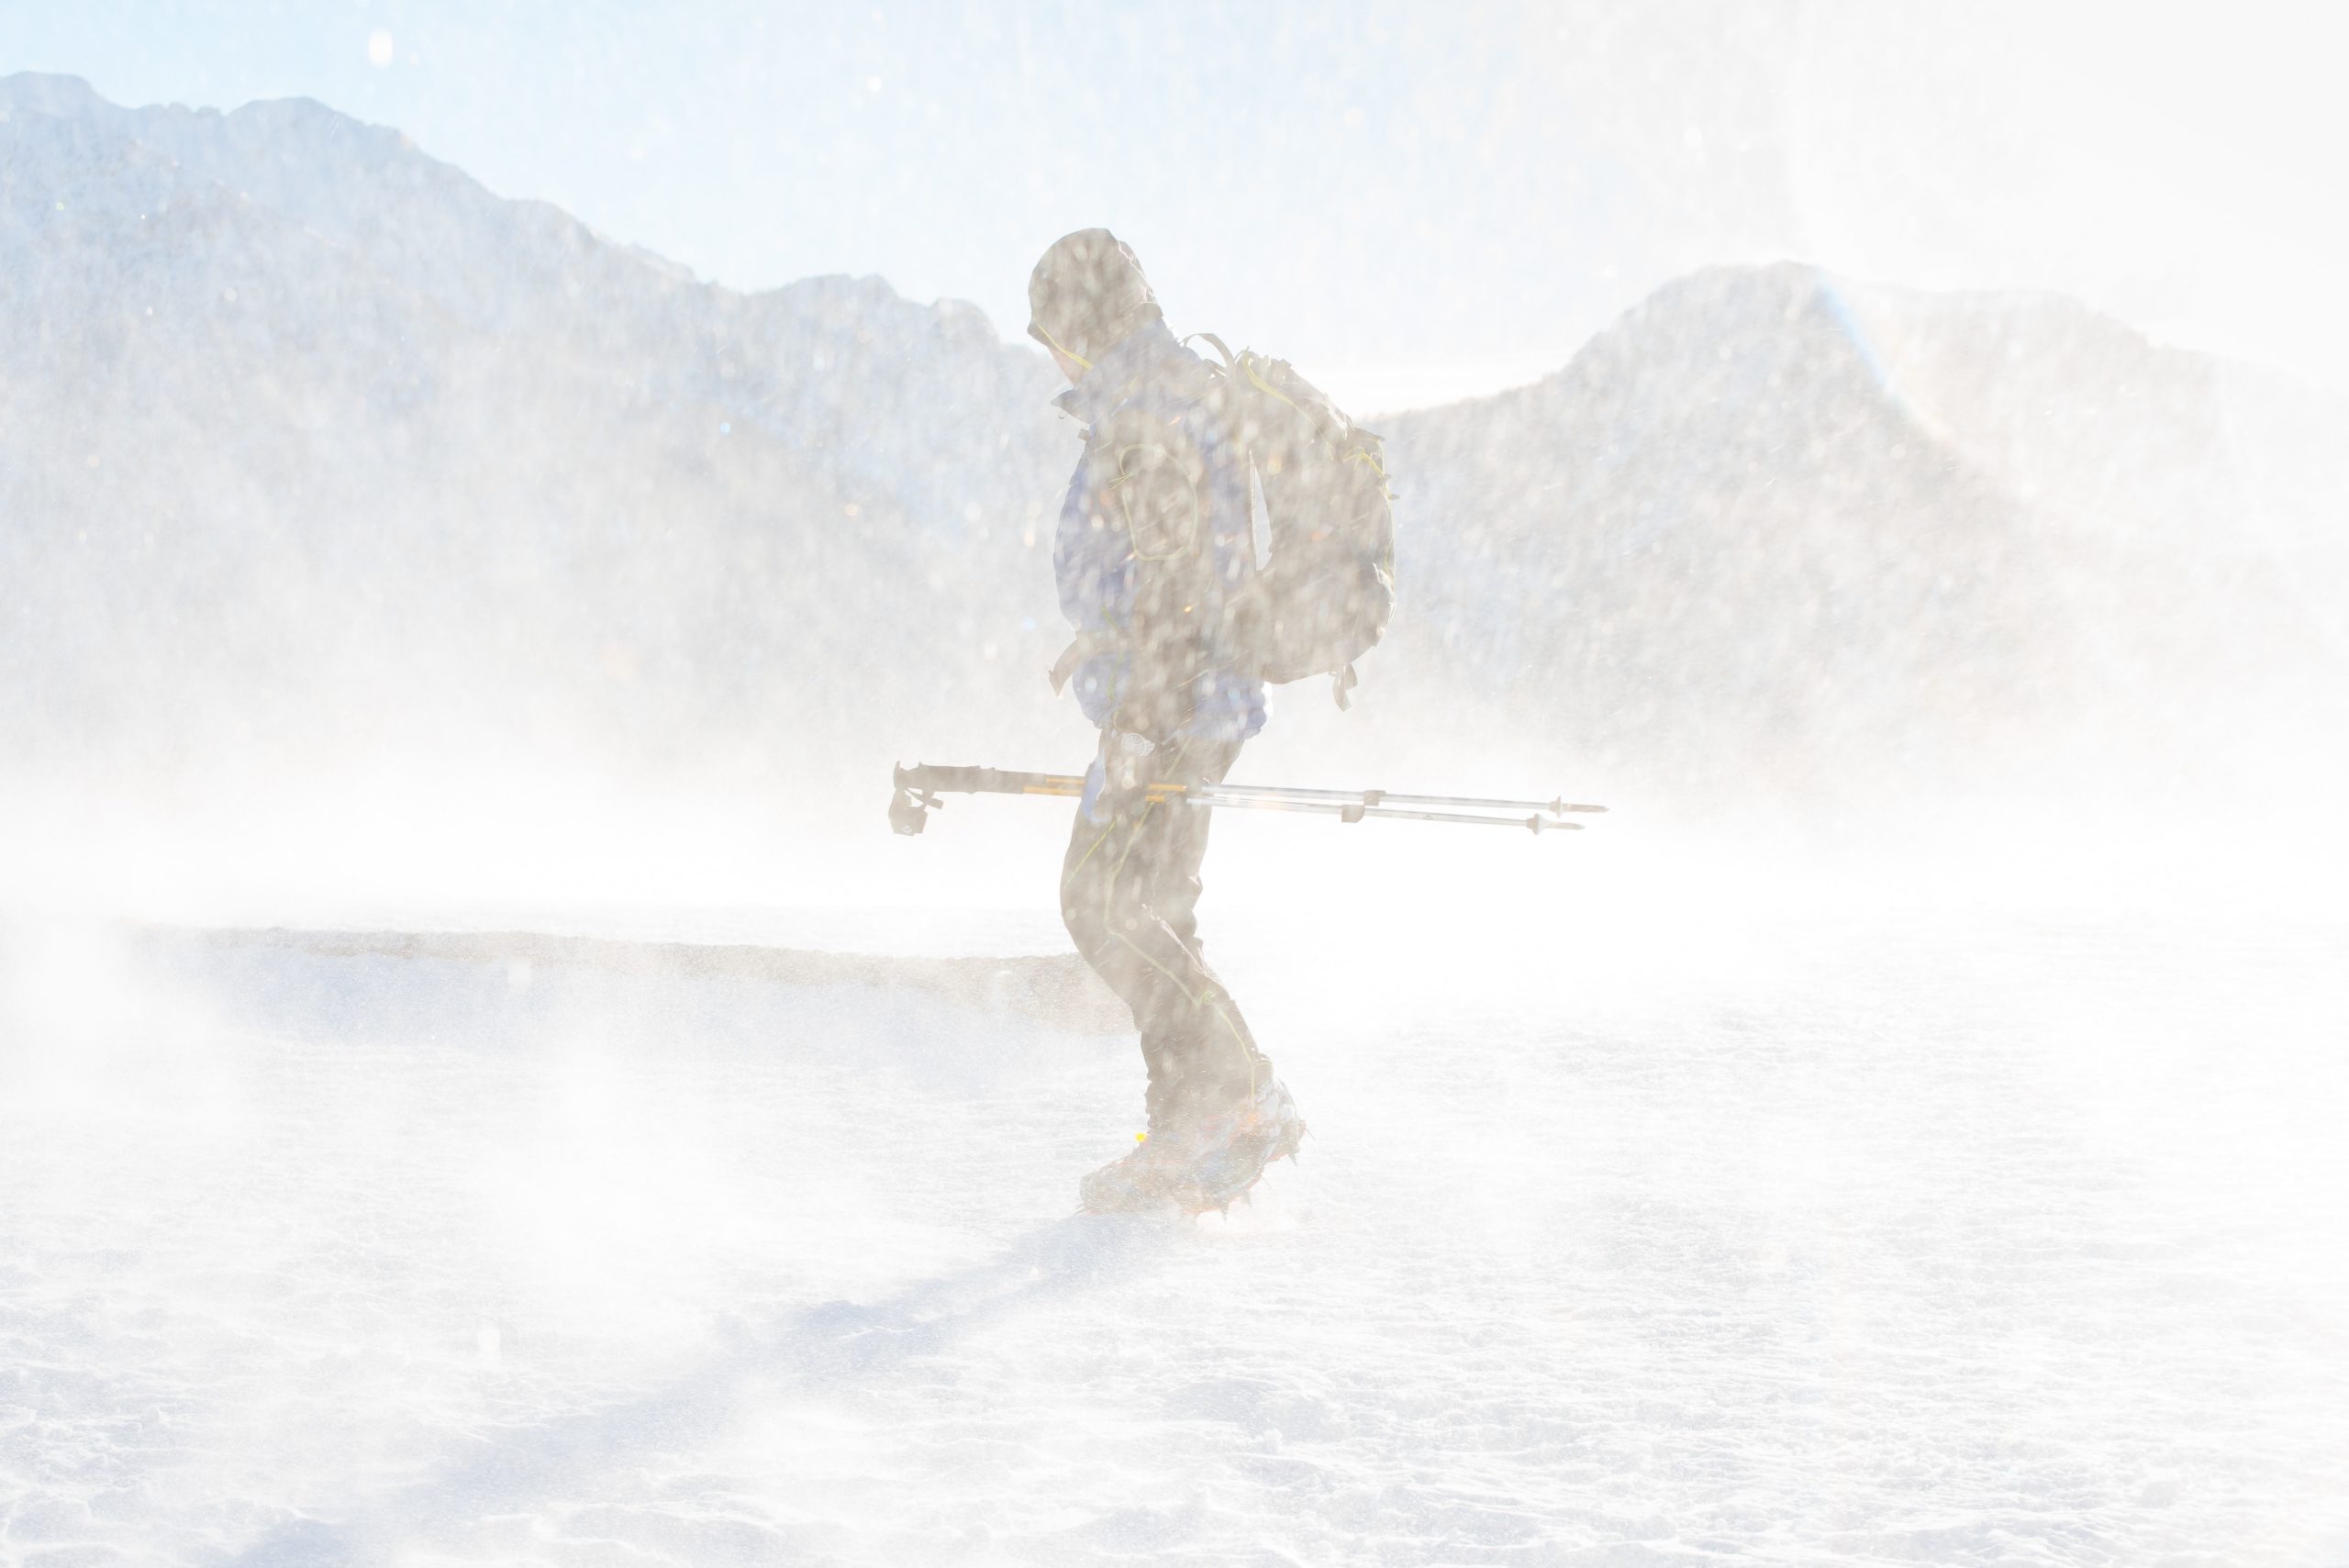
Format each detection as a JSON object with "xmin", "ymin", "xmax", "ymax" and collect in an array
[{"xmin": 6, "ymin": 1, "xmax": 2343, "ymax": 409}]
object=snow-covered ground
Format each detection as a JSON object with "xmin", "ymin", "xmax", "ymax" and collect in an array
[{"xmin": 3, "ymin": 850, "xmax": 2345, "ymax": 1566}]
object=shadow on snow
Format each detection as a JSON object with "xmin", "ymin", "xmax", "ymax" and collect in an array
[{"xmin": 216, "ymin": 1215, "xmax": 1170, "ymax": 1566}]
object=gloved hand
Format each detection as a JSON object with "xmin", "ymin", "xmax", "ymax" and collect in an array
[
  {"xmin": 1103, "ymin": 729, "xmax": 1156, "ymax": 792},
  {"xmin": 1079, "ymin": 729, "xmax": 1155, "ymax": 824}
]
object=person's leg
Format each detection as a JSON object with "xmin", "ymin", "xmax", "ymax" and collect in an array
[
  {"xmin": 1126, "ymin": 738, "xmax": 1264, "ymax": 1118},
  {"xmin": 1060, "ymin": 737, "xmax": 1264, "ymax": 1129}
]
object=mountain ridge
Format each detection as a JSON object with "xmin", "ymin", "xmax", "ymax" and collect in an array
[{"xmin": 6, "ymin": 72, "xmax": 2338, "ymax": 819}]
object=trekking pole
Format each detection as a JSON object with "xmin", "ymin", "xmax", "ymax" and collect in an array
[
  {"xmin": 1195, "ymin": 782, "xmax": 1607, "ymax": 816},
  {"xmin": 1191, "ymin": 788, "xmax": 1582, "ymax": 831},
  {"xmin": 888, "ymin": 763, "xmax": 1602, "ymax": 837}
]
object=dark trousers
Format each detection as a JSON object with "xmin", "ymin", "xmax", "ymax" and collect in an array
[{"xmin": 1060, "ymin": 737, "xmax": 1267, "ymax": 1128}]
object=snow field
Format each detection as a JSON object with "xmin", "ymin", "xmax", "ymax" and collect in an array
[{"xmin": 1, "ymin": 899, "xmax": 2344, "ymax": 1566}]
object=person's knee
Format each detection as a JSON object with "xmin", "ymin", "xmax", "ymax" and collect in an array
[
  {"xmin": 1062, "ymin": 873, "xmax": 1142, "ymax": 958},
  {"xmin": 1059, "ymin": 889, "xmax": 1096, "ymax": 948},
  {"xmin": 1061, "ymin": 881, "xmax": 1114, "ymax": 954}
]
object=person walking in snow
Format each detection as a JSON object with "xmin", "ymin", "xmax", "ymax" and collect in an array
[{"xmin": 1027, "ymin": 228, "xmax": 1305, "ymax": 1214}]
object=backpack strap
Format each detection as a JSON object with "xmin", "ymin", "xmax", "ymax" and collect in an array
[
  {"xmin": 1184, "ymin": 331, "xmax": 1241, "ymax": 375},
  {"xmin": 1048, "ymin": 629, "xmax": 1115, "ymax": 696}
]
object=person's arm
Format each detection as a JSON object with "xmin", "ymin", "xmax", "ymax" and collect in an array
[
  {"xmin": 1050, "ymin": 448, "xmax": 1136, "ymax": 728},
  {"xmin": 1143, "ymin": 406, "xmax": 1264, "ymax": 745}
]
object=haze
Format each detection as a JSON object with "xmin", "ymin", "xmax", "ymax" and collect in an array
[
  {"xmin": 8, "ymin": 0, "xmax": 2346, "ymax": 414},
  {"xmin": 2, "ymin": 6, "xmax": 2344, "ymax": 1564}
]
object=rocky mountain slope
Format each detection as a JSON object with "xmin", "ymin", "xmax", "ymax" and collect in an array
[
  {"xmin": 1, "ymin": 72, "xmax": 1073, "ymax": 791},
  {"xmin": 1379, "ymin": 265, "xmax": 2348, "ymax": 804},
  {"xmin": 5, "ymin": 73, "xmax": 2337, "ymax": 816}
]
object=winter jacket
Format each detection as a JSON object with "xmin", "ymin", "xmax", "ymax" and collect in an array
[{"xmin": 1051, "ymin": 318, "xmax": 1266, "ymax": 744}]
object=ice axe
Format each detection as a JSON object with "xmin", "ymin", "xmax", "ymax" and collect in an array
[{"xmin": 889, "ymin": 762, "xmax": 1605, "ymax": 836}]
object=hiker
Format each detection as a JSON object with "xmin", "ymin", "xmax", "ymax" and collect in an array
[{"xmin": 1028, "ymin": 228, "xmax": 1306, "ymax": 1213}]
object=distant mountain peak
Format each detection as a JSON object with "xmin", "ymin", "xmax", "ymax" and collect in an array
[
  {"xmin": 6, "ymin": 72, "xmax": 2337, "ymax": 811},
  {"xmin": 0, "ymin": 70, "xmax": 108, "ymax": 118}
]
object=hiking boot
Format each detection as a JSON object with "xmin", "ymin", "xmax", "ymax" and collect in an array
[{"xmin": 1079, "ymin": 1075, "xmax": 1306, "ymax": 1216}]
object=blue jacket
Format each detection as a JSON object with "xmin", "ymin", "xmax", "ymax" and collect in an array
[{"xmin": 1052, "ymin": 319, "xmax": 1267, "ymax": 744}]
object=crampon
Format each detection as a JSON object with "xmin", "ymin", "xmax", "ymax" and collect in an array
[{"xmin": 1079, "ymin": 1077, "xmax": 1307, "ymax": 1217}]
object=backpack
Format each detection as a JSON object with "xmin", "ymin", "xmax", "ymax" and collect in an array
[{"xmin": 1192, "ymin": 335, "xmax": 1397, "ymax": 708}]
